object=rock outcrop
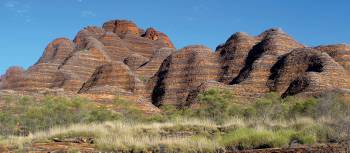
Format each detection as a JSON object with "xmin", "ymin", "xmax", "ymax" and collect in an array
[
  {"xmin": 37, "ymin": 38, "xmax": 76, "ymax": 64},
  {"xmin": 0, "ymin": 19, "xmax": 175, "ymax": 110},
  {"xmin": 79, "ymin": 62, "xmax": 145, "ymax": 96},
  {"xmin": 216, "ymin": 32, "xmax": 259, "ymax": 84},
  {"xmin": 149, "ymin": 28, "xmax": 350, "ymax": 107},
  {"xmin": 103, "ymin": 20, "xmax": 141, "ymax": 36},
  {"xmin": 228, "ymin": 28, "xmax": 304, "ymax": 97},
  {"xmin": 314, "ymin": 44, "xmax": 350, "ymax": 72},
  {"xmin": 150, "ymin": 45, "xmax": 220, "ymax": 107},
  {"xmin": 101, "ymin": 20, "xmax": 174, "ymax": 59},
  {"xmin": 1, "ymin": 20, "xmax": 349, "ymax": 109},
  {"xmin": 136, "ymin": 47, "xmax": 175, "ymax": 79},
  {"xmin": 0, "ymin": 66, "xmax": 25, "ymax": 89},
  {"xmin": 58, "ymin": 47, "xmax": 111, "ymax": 92},
  {"xmin": 123, "ymin": 53, "xmax": 149, "ymax": 71},
  {"xmin": 267, "ymin": 48, "xmax": 350, "ymax": 97}
]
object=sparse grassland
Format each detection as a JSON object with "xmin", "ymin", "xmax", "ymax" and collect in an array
[
  {"xmin": 0, "ymin": 88, "xmax": 349, "ymax": 152},
  {"xmin": 0, "ymin": 117, "xmax": 346, "ymax": 152}
]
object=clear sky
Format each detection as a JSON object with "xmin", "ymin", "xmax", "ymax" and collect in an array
[{"xmin": 0, "ymin": 0, "xmax": 349, "ymax": 74}]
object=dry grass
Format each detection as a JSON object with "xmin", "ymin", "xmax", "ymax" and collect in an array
[
  {"xmin": 0, "ymin": 118, "xmax": 223, "ymax": 152},
  {"xmin": 0, "ymin": 117, "xmax": 335, "ymax": 152},
  {"xmin": 0, "ymin": 91, "xmax": 348, "ymax": 152}
]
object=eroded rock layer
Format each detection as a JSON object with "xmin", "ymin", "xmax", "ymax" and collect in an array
[
  {"xmin": 0, "ymin": 19, "xmax": 175, "ymax": 110},
  {"xmin": 37, "ymin": 38, "xmax": 75, "ymax": 64},
  {"xmin": 79, "ymin": 62, "xmax": 145, "ymax": 95},
  {"xmin": 0, "ymin": 63, "xmax": 64, "ymax": 91},
  {"xmin": 216, "ymin": 32, "xmax": 259, "ymax": 83},
  {"xmin": 150, "ymin": 45, "xmax": 220, "ymax": 107},
  {"xmin": 1, "ymin": 20, "xmax": 349, "ymax": 109},
  {"xmin": 314, "ymin": 44, "xmax": 350, "ymax": 72},
  {"xmin": 229, "ymin": 28, "xmax": 304, "ymax": 97},
  {"xmin": 123, "ymin": 53, "xmax": 149, "ymax": 71},
  {"xmin": 150, "ymin": 28, "xmax": 350, "ymax": 107},
  {"xmin": 268, "ymin": 48, "xmax": 350, "ymax": 97},
  {"xmin": 136, "ymin": 47, "xmax": 175, "ymax": 79},
  {"xmin": 0, "ymin": 66, "xmax": 26, "ymax": 89},
  {"xmin": 58, "ymin": 48, "xmax": 110, "ymax": 92}
]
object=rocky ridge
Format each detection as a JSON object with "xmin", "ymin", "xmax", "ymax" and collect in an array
[
  {"xmin": 150, "ymin": 28, "xmax": 350, "ymax": 107},
  {"xmin": 0, "ymin": 20, "xmax": 349, "ymax": 109}
]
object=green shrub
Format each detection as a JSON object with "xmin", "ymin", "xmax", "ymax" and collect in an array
[
  {"xmin": 290, "ymin": 133, "xmax": 316, "ymax": 144},
  {"xmin": 196, "ymin": 88, "xmax": 235, "ymax": 122},
  {"xmin": 220, "ymin": 128, "xmax": 317, "ymax": 150},
  {"xmin": 220, "ymin": 128, "xmax": 290, "ymax": 150},
  {"xmin": 138, "ymin": 76, "xmax": 148, "ymax": 83},
  {"xmin": 87, "ymin": 108, "xmax": 120, "ymax": 122},
  {"xmin": 160, "ymin": 104, "xmax": 182, "ymax": 119},
  {"xmin": 0, "ymin": 96, "xmax": 122, "ymax": 136},
  {"xmin": 289, "ymin": 98, "xmax": 318, "ymax": 118},
  {"xmin": 113, "ymin": 97, "xmax": 146, "ymax": 122},
  {"xmin": 243, "ymin": 107, "xmax": 257, "ymax": 118},
  {"xmin": 1, "ymin": 90, "xmax": 349, "ymax": 151}
]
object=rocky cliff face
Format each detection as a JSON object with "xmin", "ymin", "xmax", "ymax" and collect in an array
[{"xmin": 1, "ymin": 20, "xmax": 349, "ymax": 108}]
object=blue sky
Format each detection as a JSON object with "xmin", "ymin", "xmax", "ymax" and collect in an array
[{"xmin": 0, "ymin": 0, "xmax": 349, "ymax": 74}]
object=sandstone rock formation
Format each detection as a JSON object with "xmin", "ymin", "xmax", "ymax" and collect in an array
[
  {"xmin": 150, "ymin": 45, "xmax": 220, "ymax": 107},
  {"xmin": 136, "ymin": 47, "xmax": 175, "ymax": 79},
  {"xmin": 0, "ymin": 66, "xmax": 25, "ymax": 89},
  {"xmin": 314, "ymin": 44, "xmax": 350, "ymax": 72},
  {"xmin": 123, "ymin": 53, "xmax": 149, "ymax": 71},
  {"xmin": 267, "ymin": 48, "xmax": 350, "ymax": 97},
  {"xmin": 0, "ymin": 20, "xmax": 349, "ymax": 109},
  {"xmin": 37, "ymin": 38, "xmax": 76, "ymax": 64},
  {"xmin": 228, "ymin": 28, "xmax": 304, "ymax": 97},
  {"xmin": 216, "ymin": 32, "xmax": 259, "ymax": 84},
  {"xmin": 150, "ymin": 28, "xmax": 350, "ymax": 107},
  {"xmin": 103, "ymin": 20, "xmax": 141, "ymax": 36},
  {"xmin": 79, "ymin": 62, "xmax": 145, "ymax": 96},
  {"xmin": 0, "ymin": 19, "xmax": 174, "ymax": 110}
]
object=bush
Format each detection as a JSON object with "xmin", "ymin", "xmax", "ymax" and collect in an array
[
  {"xmin": 195, "ymin": 88, "xmax": 236, "ymax": 122},
  {"xmin": 160, "ymin": 104, "xmax": 183, "ymax": 119},
  {"xmin": 220, "ymin": 128, "xmax": 289, "ymax": 150},
  {"xmin": 220, "ymin": 128, "xmax": 317, "ymax": 150},
  {"xmin": 113, "ymin": 97, "xmax": 144, "ymax": 122},
  {"xmin": 289, "ymin": 98, "xmax": 318, "ymax": 118},
  {"xmin": 86, "ymin": 108, "xmax": 120, "ymax": 122},
  {"xmin": 0, "ymin": 96, "xmax": 120, "ymax": 136},
  {"xmin": 290, "ymin": 133, "xmax": 316, "ymax": 144},
  {"xmin": 1, "ymin": 89, "xmax": 349, "ymax": 151}
]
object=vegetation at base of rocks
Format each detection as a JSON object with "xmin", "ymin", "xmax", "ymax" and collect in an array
[
  {"xmin": 192, "ymin": 88, "xmax": 350, "ymax": 122},
  {"xmin": 0, "ymin": 117, "xmax": 345, "ymax": 152},
  {"xmin": 0, "ymin": 96, "xmax": 120, "ymax": 136},
  {"xmin": 0, "ymin": 88, "xmax": 349, "ymax": 152},
  {"xmin": 220, "ymin": 127, "xmax": 316, "ymax": 150}
]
